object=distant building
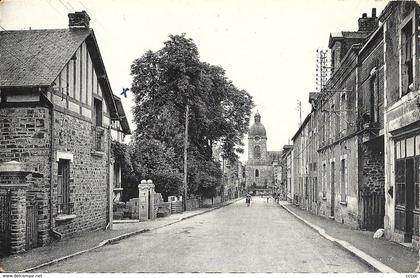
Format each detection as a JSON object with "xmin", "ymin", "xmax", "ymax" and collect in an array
[
  {"xmin": 245, "ymin": 112, "xmax": 280, "ymax": 195},
  {"xmin": 290, "ymin": 7, "xmax": 385, "ymax": 230},
  {"xmin": 279, "ymin": 145, "xmax": 293, "ymax": 200}
]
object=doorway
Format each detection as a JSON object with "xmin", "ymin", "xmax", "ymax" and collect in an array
[{"xmin": 405, "ymin": 158, "xmax": 414, "ymax": 242}]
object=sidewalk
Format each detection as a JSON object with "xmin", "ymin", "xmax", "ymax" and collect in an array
[
  {"xmin": 0, "ymin": 198, "xmax": 241, "ymax": 273},
  {"xmin": 280, "ymin": 201, "xmax": 418, "ymax": 273}
]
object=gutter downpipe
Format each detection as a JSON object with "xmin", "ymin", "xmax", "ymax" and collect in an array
[
  {"xmin": 45, "ymin": 89, "xmax": 62, "ymax": 240},
  {"xmin": 106, "ymin": 125, "xmax": 112, "ymax": 230}
]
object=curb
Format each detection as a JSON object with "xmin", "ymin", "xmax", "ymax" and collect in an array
[
  {"xmin": 279, "ymin": 203, "xmax": 397, "ymax": 273},
  {"xmin": 20, "ymin": 198, "xmax": 241, "ymax": 273}
]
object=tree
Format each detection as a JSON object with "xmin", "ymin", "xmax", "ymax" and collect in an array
[
  {"xmin": 111, "ymin": 141, "xmax": 138, "ymax": 201},
  {"xmin": 130, "ymin": 34, "xmax": 254, "ymax": 198}
]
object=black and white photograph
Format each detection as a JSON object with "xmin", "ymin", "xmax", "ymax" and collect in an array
[{"xmin": 0, "ymin": 0, "xmax": 419, "ymax": 274}]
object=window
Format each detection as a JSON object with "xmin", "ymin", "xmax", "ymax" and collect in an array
[
  {"xmin": 340, "ymin": 93, "xmax": 346, "ymax": 135},
  {"xmin": 57, "ymin": 159, "xmax": 72, "ymax": 214},
  {"xmin": 340, "ymin": 159, "xmax": 346, "ymax": 202},
  {"xmin": 395, "ymin": 136, "xmax": 420, "ymax": 209},
  {"xmin": 313, "ymin": 177, "xmax": 318, "ymax": 203},
  {"xmin": 396, "ymin": 159, "xmax": 406, "ymax": 206},
  {"xmin": 94, "ymin": 98, "xmax": 102, "ymax": 127},
  {"xmin": 255, "ymin": 169, "xmax": 259, "ymax": 178},
  {"xmin": 254, "ymin": 145, "xmax": 261, "ymax": 159},
  {"xmin": 370, "ymin": 75, "xmax": 379, "ymax": 123},
  {"xmin": 322, "ymin": 163, "xmax": 326, "ymax": 197},
  {"xmin": 401, "ymin": 20, "xmax": 414, "ymax": 96}
]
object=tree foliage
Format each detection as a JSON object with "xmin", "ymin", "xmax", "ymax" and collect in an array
[{"xmin": 130, "ymin": 34, "xmax": 254, "ymax": 199}]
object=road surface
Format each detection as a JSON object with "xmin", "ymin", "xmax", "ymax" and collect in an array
[{"xmin": 38, "ymin": 198, "xmax": 373, "ymax": 272}]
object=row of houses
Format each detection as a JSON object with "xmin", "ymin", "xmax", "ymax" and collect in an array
[
  {"xmin": 279, "ymin": 1, "xmax": 420, "ymax": 249},
  {"xmin": 0, "ymin": 11, "xmax": 131, "ymax": 255}
]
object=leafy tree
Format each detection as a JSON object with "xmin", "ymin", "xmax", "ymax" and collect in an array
[
  {"xmin": 111, "ymin": 141, "xmax": 137, "ymax": 201},
  {"xmin": 130, "ymin": 34, "xmax": 254, "ymax": 198}
]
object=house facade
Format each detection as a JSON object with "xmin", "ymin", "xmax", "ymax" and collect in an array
[
  {"xmin": 290, "ymin": 8, "xmax": 386, "ymax": 229},
  {"xmin": 0, "ymin": 11, "xmax": 127, "ymax": 254},
  {"xmin": 381, "ymin": 1, "xmax": 420, "ymax": 247}
]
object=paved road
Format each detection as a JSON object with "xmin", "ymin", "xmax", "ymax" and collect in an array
[{"xmin": 38, "ymin": 198, "xmax": 373, "ymax": 273}]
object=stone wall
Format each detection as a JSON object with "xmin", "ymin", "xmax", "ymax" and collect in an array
[
  {"xmin": 360, "ymin": 138, "xmax": 385, "ymax": 194},
  {"xmin": 0, "ymin": 105, "xmax": 111, "ymax": 243},
  {"xmin": 186, "ymin": 198, "xmax": 200, "ymax": 211},
  {"xmin": 52, "ymin": 109, "xmax": 110, "ymax": 236},
  {"xmin": 0, "ymin": 107, "xmax": 51, "ymax": 246}
]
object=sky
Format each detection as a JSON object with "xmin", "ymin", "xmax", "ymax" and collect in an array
[{"xmin": 0, "ymin": 0, "xmax": 388, "ymax": 162}]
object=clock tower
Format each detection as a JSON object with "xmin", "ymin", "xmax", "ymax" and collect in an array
[
  {"xmin": 248, "ymin": 112, "xmax": 268, "ymax": 164},
  {"xmin": 245, "ymin": 112, "xmax": 275, "ymax": 193}
]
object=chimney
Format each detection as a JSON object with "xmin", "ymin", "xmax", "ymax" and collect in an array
[
  {"xmin": 358, "ymin": 9, "xmax": 378, "ymax": 32},
  {"xmin": 68, "ymin": 11, "xmax": 90, "ymax": 29}
]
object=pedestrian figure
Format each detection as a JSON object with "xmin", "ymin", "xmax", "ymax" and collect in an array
[
  {"xmin": 246, "ymin": 193, "xmax": 252, "ymax": 207},
  {"xmin": 266, "ymin": 196, "xmax": 270, "ymax": 203}
]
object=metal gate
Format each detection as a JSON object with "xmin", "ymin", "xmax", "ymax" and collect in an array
[
  {"xmin": 360, "ymin": 190, "xmax": 385, "ymax": 231},
  {"xmin": 25, "ymin": 202, "xmax": 38, "ymax": 250},
  {"xmin": 0, "ymin": 192, "xmax": 11, "ymax": 256}
]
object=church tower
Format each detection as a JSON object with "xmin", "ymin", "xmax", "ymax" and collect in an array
[
  {"xmin": 246, "ymin": 112, "xmax": 274, "ymax": 193},
  {"xmin": 248, "ymin": 112, "xmax": 268, "ymax": 164}
]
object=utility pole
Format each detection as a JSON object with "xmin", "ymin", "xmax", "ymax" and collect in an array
[
  {"xmin": 297, "ymin": 100, "xmax": 302, "ymax": 126},
  {"xmin": 316, "ymin": 49, "xmax": 332, "ymax": 92},
  {"xmin": 183, "ymin": 104, "xmax": 189, "ymax": 211}
]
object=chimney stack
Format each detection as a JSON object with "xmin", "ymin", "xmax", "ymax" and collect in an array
[
  {"xmin": 358, "ymin": 9, "xmax": 378, "ymax": 32},
  {"xmin": 68, "ymin": 11, "xmax": 90, "ymax": 29}
]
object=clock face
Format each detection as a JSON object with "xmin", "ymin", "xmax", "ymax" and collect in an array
[{"xmin": 255, "ymin": 136, "xmax": 260, "ymax": 141}]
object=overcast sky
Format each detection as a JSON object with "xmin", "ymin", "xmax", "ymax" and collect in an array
[{"xmin": 0, "ymin": 0, "xmax": 388, "ymax": 162}]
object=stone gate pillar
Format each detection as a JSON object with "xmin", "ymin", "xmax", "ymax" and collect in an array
[
  {"xmin": 0, "ymin": 161, "xmax": 31, "ymax": 254},
  {"xmin": 138, "ymin": 179, "xmax": 156, "ymax": 221}
]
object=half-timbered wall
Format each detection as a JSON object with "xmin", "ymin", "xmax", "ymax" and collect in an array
[{"xmin": 49, "ymin": 41, "xmax": 110, "ymax": 127}]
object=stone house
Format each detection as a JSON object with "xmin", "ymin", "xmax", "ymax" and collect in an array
[
  {"xmin": 381, "ymin": 1, "xmax": 420, "ymax": 247},
  {"xmin": 291, "ymin": 8, "xmax": 386, "ymax": 229},
  {"xmin": 0, "ymin": 11, "xmax": 128, "ymax": 254},
  {"xmin": 279, "ymin": 145, "xmax": 292, "ymax": 200}
]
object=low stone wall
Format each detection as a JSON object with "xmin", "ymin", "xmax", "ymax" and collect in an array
[
  {"xmin": 202, "ymin": 196, "xmax": 222, "ymax": 208},
  {"xmin": 186, "ymin": 198, "xmax": 200, "ymax": 211}
]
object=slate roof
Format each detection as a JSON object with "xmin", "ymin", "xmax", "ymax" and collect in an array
[
  {"xmin": 0, "ymin": 27, "xmax": 119, "ymax": 119},
  {"xmin": 0, "ymin": 28, "xmax": 90, "ymax": 88},
  {"xmin": 328, "ymin": 31, "xmax": 371, "ymax": 48}
]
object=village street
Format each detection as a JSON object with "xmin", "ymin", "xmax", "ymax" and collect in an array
[{"xmin": 36, "ymin": 199, "xmax": 372, "ymax": 273}]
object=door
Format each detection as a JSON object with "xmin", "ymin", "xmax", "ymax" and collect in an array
[
  {"xmin": 0, "ymin": 192, "xmax": 11, "ymax": 256},
  {"xmin": 405, "ymin": 158, "xmax": 415, "ymax": 242},
  {"xmin": 331, "ymin": 162, "xmax": 335, "ymax": 217},
  {"xmin": 25, "ymin": 201, "xmax": 38, "ymax": 250}
]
